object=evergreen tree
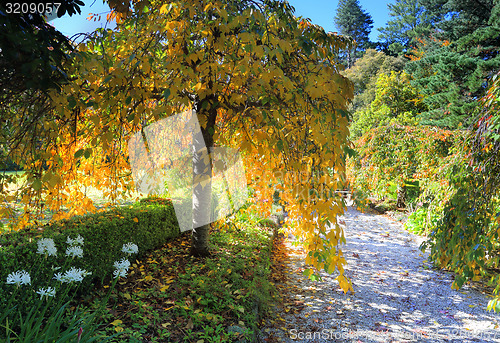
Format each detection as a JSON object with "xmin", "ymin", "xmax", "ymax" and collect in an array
[
  {"xmin": 0, "ymin": 0, "xmax": 85, "ymax": 96},
  {"xmin": 377, "ymin": 0, "xmax": 438, "ymax": 56},
  {"xmin": 333, "ymin": 0, "xmax": 374, "ymax": 67},
  {"xmin": 406, "ymin": 0, "xmax": 500, "ymax": 128}
]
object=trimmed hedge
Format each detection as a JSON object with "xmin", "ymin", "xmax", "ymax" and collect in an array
[{"xmin": 0, "ymin": 197, "xmax": 180, "ymax": 308}]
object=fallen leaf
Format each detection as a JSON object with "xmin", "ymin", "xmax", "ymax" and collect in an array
[{"xmin": 110, "ymin": 319, "xmax": 122, "ymax": 326}]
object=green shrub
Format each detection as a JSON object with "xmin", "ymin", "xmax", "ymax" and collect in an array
[
  {"xmin": 404, "ymin": 207, "xmax": 439, "ymax": 235},
  {"xmin": 0, "ymin": 197, "xmax": 180, "ymax": 312},
  {"xmin": 419, "ymin": 72, "xmax": 500, "ymax": 300},
  {"xmin": 348, "ymin": 124, "xmax": 461, "ymax": 208}
]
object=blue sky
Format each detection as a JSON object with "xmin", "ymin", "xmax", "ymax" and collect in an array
[{"xmin": 51, "ymin": 0, "xmax": 393, "ymax": 42}]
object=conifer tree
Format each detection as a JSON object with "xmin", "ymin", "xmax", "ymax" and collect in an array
[
  {"xmin": 377, "ymin": 0, "xmax": 437, "ymax": 55},
  {"xmin": 406, "ymin": 0, "xmax": 500, "ymax": 128},
  {"xmin": 333, "ymin": 0, "xmax": 374, "ymax": 67}
]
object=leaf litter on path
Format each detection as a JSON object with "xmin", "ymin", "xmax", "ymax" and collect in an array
[{"xmin": 259, "ymin": 206, "xmax": 500, "ymax": 342}]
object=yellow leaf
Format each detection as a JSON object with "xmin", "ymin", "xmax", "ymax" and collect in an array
[
  {"xmin": 160, "ymin": 4, "xmax": 170, "ymax": 14},
  {"xmin": 111, "ymin": 319, "xmax": 122, "ymax": 326},
  {"xmin": 133, "ymin": 217, "xmax": 139, "ymax": 223}
]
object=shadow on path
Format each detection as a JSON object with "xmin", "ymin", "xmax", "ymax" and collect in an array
[{"xmin": 260, "ymin": 206, "xmax": 500, "ymax": 343}]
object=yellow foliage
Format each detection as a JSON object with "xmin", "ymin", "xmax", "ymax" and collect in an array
[{"xmin": 1, "ymin": 0, "xmax": 353, "ymax": 291}]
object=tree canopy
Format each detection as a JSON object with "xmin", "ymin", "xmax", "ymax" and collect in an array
[
  {"xmin": 0, "ymin": 0, "xmax": 86, "ymax": 96},
  {"xmin": 342, "ymin": 48, "xmax": 406, "ymax": 114}
]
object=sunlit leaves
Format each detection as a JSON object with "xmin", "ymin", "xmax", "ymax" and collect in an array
[{"xmin": 0, "ymin": 0, "xmax": 354, "ymax": 291}]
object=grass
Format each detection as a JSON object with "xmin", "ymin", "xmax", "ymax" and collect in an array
[{"xmin": 74, "ymin": 209, "xmax": 278, "ymax": 342}]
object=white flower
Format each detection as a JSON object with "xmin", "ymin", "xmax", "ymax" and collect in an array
[
  {"xmin": 113, "ymin": 258, "xmax": 130, "ymax": 279},
  {"xmin": 6, "ymin": 270, "xmax": 31, "ymax": 286},
  {"xmin": 66, "ymin": 235, "xmax": 84, "ymax": 246},
  {"xmin": 37, "ymin": 238, "xmax": 57, "ymax": 257},
  {"xmin": 53, "ymin": 272, "xmax": 64, "ymax": 282},
  {"xmin": 36, "ymin": 287, "xmax": 56, "ymax": 300},
  {"xmin": 65, "ymin": 246, "xmax": 83, "ymax": 259},
  {"xmin": 53, "ymin": 267, "xmax": 91, "ymax": 283},
  {"xmin": 114, "ymin": 258, "xmax": 130, "ymax": 270},
  {"xmin": 113, "ymin": 268, "xmax": 128, "ymax": 278},
  {"xmin": 121, "ymin": 242, "xmax": 138, "ymax": 255}
]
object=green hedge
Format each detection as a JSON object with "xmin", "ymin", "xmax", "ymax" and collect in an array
[{"xmin": 0, "ymin": 197, "xmax": 180, "ymax": 309}]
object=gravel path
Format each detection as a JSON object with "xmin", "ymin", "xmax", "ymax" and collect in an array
[{"xmin": 260, "ymin": 206, "xmax": 500, "ymax": 342}]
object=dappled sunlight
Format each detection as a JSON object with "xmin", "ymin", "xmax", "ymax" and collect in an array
[{"xmin": 261, "ymin": 206, "xmax": 500, "ymax": 342}]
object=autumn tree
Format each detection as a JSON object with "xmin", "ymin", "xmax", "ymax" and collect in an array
[
  {"xmin": 333, "ymin": 0, "xmax": 374, "ymax": 67},
  {"xmin": 2, "ymin": 0, "xmax": 355, "ymax": 289},
  {"xmin": 348, "ymin": 124, "xmax": 458, "ymax": 208},
  {"xmin": 420, "ymin": 71, "xmax": 500, "ymax": 302},
  {"xmin": 342, "ymin": 48, "xmax": 406, "ymax": 114},
  {"xmin": 349, "ymin": 70, "xmax": 426, "ymax": 138}
]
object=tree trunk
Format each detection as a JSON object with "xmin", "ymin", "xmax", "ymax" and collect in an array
[
  {"xmin": 396, "ymin": 183, "xmax": 407, "ymax": 208},
  {"xmin": 191, "ymin": 146, "xmax": 211, "ymax": 256},
  {"xmin": 190, "ymin": 98, "xmax": 217, "ymax": 257}
]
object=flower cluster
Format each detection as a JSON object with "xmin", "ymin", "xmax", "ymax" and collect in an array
[
  {"xmin": 53, "ymin": 267, "xmax": 91, "ymax": 283},
  {"xmin": 66, "ymin": 235, "xmax": 84, "ymax": 246},
  {"xmin": 6, "ymin": 237, "xmax": 138, "ymax": 308},
  {"xmin": 65, "ymin": 245, "xmax": 84, "ymax": 259},
  {"xmin": 113, "ymin": 258, "xmax": 131, "ymax": 279},
  {"xmin": 6, "ymin": 270, "xmax": 31, "ymax": 286},
  {"xmin": 121, "ymin": 242, "xmax": 139, "ymax": 255},
  {"xmin": 37, "ymin": 238, "xmax": 57, "ymax": 257},
  {"xmin": 36, "ymin": 287, "xmax": 56, "ymax": 300}
]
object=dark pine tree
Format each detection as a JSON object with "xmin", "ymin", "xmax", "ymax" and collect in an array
[
  {"xmin": 406, "ymin": 0, "xmax": 500, "ymax": 128},
  {"xmin": 333, "ymin": 0, "xmax": 374, "ymax": 68},
  {"xmin": 377, "ymin": 0, "xmax": 439, "ymax": 56}
]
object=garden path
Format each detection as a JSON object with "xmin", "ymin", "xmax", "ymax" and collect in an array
[{"xmin": 260, "ymin": 206, "xmax": 500, "ymax": 342}]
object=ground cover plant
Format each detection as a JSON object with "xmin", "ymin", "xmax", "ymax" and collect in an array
[
  {"xmin": 78, "ymin": 207, "xmax": 277, "ymax": 342},
  {"xmin": 1, "ymin": 196, "xmax": 279, "ymax": 342}
]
